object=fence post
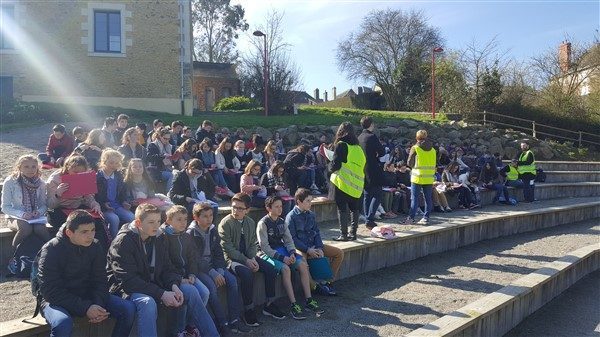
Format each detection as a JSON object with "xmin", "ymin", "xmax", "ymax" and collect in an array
[
  {"xmin": 532, "ymin": 121, "xmax": 536, "ymax": 138},
  {"xmin": 483, "ymin": 110, "xmax": 486, "ymax": 126},
  {"xmin": 578, "ymin": 131, "xmax": 582, "ymax": 147}
]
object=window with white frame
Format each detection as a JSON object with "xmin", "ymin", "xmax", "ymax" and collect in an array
[
  {"xmin": 94, "ymin": 10, "xmax": 121, "ymax": 53},
  {"xmin": 0, "ymin": 4, "xmax": 15, "ymax": 49}
]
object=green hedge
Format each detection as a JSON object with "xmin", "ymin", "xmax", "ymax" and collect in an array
[{"xmin": 214, "ymin": 96, "xmax": 259, "ymax": 111}]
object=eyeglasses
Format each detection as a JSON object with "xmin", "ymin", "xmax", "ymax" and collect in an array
[{"xmin": 232, "ymin": 206, "xmax": 248, "ymax": 211}]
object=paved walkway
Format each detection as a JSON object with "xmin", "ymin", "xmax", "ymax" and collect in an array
[
  {"xmin": 249, "ymin": 218, "xmax": 599, "ymax": 337},
  {"xmin": 504, "ymin": 271, "xmax": 600, "ymax": 337}
]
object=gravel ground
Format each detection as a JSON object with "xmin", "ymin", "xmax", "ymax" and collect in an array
[
  {"xmin": 1, "ymin": 217, "xmax": 597, "ymax": 333},
  {"xmin": 504, "ymin": 271, "xmax": 600, "ymax": 337},
  {"xmin": 0, "ymin": 121, "xmax": 92, "ymax": 182}
]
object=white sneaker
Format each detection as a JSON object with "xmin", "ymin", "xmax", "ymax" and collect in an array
[
  {"xmin": 226, "ymin": 189, "xmax": 235, "ymax": 197},
  {"xmin": 417, "ymin": 218, "xmax": 429, "ymax": 225},
  {"xmin": 374, "ymin": 211, "xmax": 382, "ymax": 220}
]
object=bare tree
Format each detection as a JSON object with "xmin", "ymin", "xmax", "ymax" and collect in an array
[
  {"xmin": 192, "ymin": 0, "xmax": 248, "ymax": 63},
  {"xmin": 239, "ymin": 10, "xmax": 302, "ymax": 113},
  {"xmin": 336, "ymin": 9, "xmax": 443, "ymax": 111}
]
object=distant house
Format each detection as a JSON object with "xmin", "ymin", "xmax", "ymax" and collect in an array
[
  {"xmin": 0, "ymin": 1, "xmax": 194, "ymax": 115},
  {"xmin": 557, "ymin": 41, "xmax": 599, "ymax": 96},
  {"xmin": 193, "ymin": 61, "xmax": 240, "ymax": 111},
  {"xmin": 336, "ymin": 86, "xmax": 373, "ymax": 99}
]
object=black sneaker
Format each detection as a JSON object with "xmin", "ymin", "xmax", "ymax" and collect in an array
[
  {"xmin": 262, "ymin": 303, "xmax": 286, "ymax": 320},
  {"xmin": 229, "ymin": 320, "xmax": 251, "ymax": 334},
  {"xmin": 243, "ymin": 309, "xmax": 260, "ymax": 327},
  {"xmin": 305, "ymin": 298, "xmax": 325, "ymax": 314},
  {"xmin": 290, "ymin": 303, "xmax": 307, "ymax": 320}
]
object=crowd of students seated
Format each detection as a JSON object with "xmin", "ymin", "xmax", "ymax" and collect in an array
[{"xmin": 1, "ymin": 114, "xmax": 538, "ymax": 336}]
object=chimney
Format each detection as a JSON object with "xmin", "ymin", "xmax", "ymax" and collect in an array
[
  {"xmin": 357, "ymin": 86, "xmax": 364, "ymax": 95},
  {"xmin": 333, "ymin": 87, "xmax": 337, "ymax": 99},
  {"xmin": 324, "ymin": 91, "xmax": 328, "ymax": 102},
  {"xmin": 314, "ymin": 88, "xmax": 320, "ymax": 101},
  {"xmin": 559, "ymin": 41, "xmax": 572, "ymax": 74}
]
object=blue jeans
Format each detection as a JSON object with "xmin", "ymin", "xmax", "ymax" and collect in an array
[
  {"xmin": 44, "ymin": 295, "xmax": 135, "ymax": 337},
  {"xmin": 363, "ymin": 186, "xmax": 383, "ymax": 223},
  {"xmin": 506, "ymin": 179, "xmax": 524, "ymax": 188},
  {"xmin": 409, "ymin": 184, "xmax": 433, "ymax": 220},
  {"xmin": 129, "ymin": 293, "xmax": 159, "ymax": 337},
  {"xmin": 104, "ymin": 207, "xmax": 135, "ymax": 238},
  {"xmin": 162, "ymin": 170, "xmax": 174, "ymax": 192},
  {"xmin": 210, "ymin": 169, "xmax": 228, "ymax": 188},
  {"xmin": 198, "ymin": 270, "xmax": 242, "ymax": 327},
  {"xmin": 174, "ymin": 283, "xmax": 219, "ymax": 337}
]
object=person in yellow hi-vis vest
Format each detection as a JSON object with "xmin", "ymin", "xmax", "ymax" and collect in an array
[
  {"xmin": 329, "ymin": 122, "xmax": 366, "ymax": 241},
  {"xmin": 404, "ymin": 130, "xmax": 437, "ymax": 225},
  {"xmin": 516, "ymin": 141, "xmax": 536, "ymax": 202}
]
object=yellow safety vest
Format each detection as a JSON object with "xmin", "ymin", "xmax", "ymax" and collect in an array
[
  {"xmin": 330, "ymin": 142, "xmax": 366, "ymax": 198},
  {"xmin": 411, "ymin": 146, "xmax": 437, "ymax": 185},
  {"xmin": 506, "ymin": 166, "xmax": 519, "ymax": 181},
  {"xmin": 518, "ymin": 150, "xmax": 536, "ymax": 175}
]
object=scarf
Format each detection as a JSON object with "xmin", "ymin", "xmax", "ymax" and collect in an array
[
  {"xmin": 153, "ymin": 140, "xmax": 173, "ymax": 167},
  {"xmin": 19, "ymin": 174, "xmax": 42, "ymax": 213}
]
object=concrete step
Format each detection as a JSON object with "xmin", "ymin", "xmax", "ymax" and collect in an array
[
  {"xmin": 408, "ymin": 243, "xmax": 600, "ymax": 337},
  {"xmin": 533, "ymin": 161, "xmax": 600, "ymax": 171},
  {"xmin": 504, "ymin": 271, "xmax": 600, "ymax": 337},
  {"xmin": 543, "ymin": 171, "xmax": 600, "ymax": 183}
]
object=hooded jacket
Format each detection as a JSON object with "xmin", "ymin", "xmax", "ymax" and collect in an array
[
  {"xmin": 187, "ymin": 222, "xmax": 227, "ymax": 278},
  {"xmin": 37, "ymin": 224, "xmax": 109, "ymax": 317},
  {"xmin": 107, "ymin": 222, "xmax": 181, "ymax": 301},
  {"xmin": 160, "ymin": 223, "xmax": 200, "ymax": 278},
  {"xmin": 407, "ymin": 139, "xmax": 436, "ymax": 169}
]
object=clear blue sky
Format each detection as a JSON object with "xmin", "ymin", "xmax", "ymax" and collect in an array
[{"xmin": 233, "ymin": 0, "xmax": 599, "ymax": 95}]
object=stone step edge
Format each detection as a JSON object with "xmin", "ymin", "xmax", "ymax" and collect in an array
[
  {"xmin": 332, "ymin": 201, "xmax": 600, "ymax": 253},
  {"xmin": 406, "ymin": 243, "xmax": 600, "ymax": 337}
]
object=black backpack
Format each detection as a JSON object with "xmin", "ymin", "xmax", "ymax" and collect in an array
[
  {"xmin": 10, "ymin": 234, "xmax": 45, "ymax": 278},
  {"xmin": 28, "ymin": 249, "xmax": 44, "ymax": 319},
  {"xmin": 535, "ymin": 168, "xmax": 546, "ymax": 183}
]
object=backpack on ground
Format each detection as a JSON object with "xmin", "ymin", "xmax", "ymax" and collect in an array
[{"xmin": 8, "ymin": 234, "xmax": 45, "ymax": 279}]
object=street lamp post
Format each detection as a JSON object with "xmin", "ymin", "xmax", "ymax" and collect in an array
[
  {"xmin": 253, "ymin": 30, "xmax": 268, "ymax": 117},
  {"xmin": 431, "ymin": 47, "xmax": 444, "ymax": 119}
]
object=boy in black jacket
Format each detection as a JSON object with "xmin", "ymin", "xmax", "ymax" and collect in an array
[
  {"xmin": 107, "ymin": 203, "xmax": 219, "ymax": 337},
  {"xmin": 188, "ymin": 202, "xmax": 250, "ymax": 335},
  {"xmin": 38, "ymin": 210, "xmax": 135, "ymax": 337}
]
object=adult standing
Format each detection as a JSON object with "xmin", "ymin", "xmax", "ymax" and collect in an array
[
  {"xmin": 404, "ymin": 130, "xmax": 437, "ymax": 225},
  {"xmin": 329, "ymin": 122, "xmax": 366, "ymax": 241},
  {"xmin": 516, "ymin": 141, "xmax": 536, "ymax": 202},
  {"xmin": 358, "ymin": 117, "xmax": 386, "ymax": 229}
]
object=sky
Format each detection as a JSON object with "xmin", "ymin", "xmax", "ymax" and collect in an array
[{"xmin": 231, "ymin": 0, "xmax": 599, "ymax": 96}]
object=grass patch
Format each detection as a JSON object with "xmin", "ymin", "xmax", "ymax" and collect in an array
[{"xmin": 0, "ymin": 102, "xmax": 445, "ymax": 132}]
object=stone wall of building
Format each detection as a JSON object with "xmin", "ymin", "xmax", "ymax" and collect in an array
[{"xmin": 0, "ymin": 1, "xmax": 193, "ymax": 114}]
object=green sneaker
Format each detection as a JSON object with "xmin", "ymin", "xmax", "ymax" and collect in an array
[
  {"xmin": 305, "ymin": 298, "xmax": 324, "ymax": 314},
  {"xmin": 290, "ymin": 303, "xmax": 307, "ymax": 320}
]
